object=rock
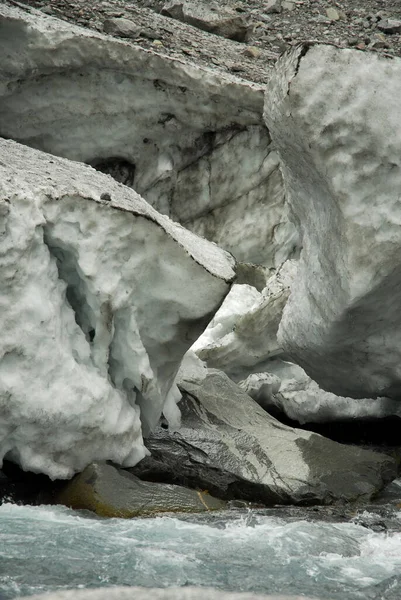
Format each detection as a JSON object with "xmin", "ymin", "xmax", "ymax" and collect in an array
[
  {"xmin": 132, "ymin": 370, "xmax": 396, "ymax": 505},
  {"xmin": 264, "ymin": 0, "xmax": 282, "ymax": 15},
  {"xmin": 193, "ymin": 260, "xmax": 296, "ymax": 380},
  {"xmin": 23, "ymin": 586, "xmax": 319, "ymax": 600},
  {"xmin": 281, "ymin": 1, "xmax": 295, "ymax": 12},
  {"xmin": 378, "ymin": 19, "xmax": 401, "ymax": 34},
  {"xmin": 161, "ymin": 2, "xmax": 252, "ymax": 42},
  {"xmin": 0, "ymin": 4, "xmax": 296, "ymax": 267},
  {"xmin": 0, "ymin": 138, "xmax": 235, "ymax": 479},
  {"xmin": 56, "ymin": 462, "xmax": 225, "ymax": 516},
  {"xmin": 326, "ymin": 8, "xmax": 340, "ymax": 21},
  {"xmin": 103, "ymin": 17, "xmax": 141, "ymax": 38},
  {"xmin": 264, "ymin": 44, "xmax": 401, "ymax": 399},
  {"xmin": 243, "ymin": 46, "xmax": 262, "ymax": 59}
]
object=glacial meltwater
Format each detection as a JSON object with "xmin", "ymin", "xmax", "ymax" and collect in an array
[{"xmin": 2, "ymin": 490, "xmax": 401, "ymax": 600}]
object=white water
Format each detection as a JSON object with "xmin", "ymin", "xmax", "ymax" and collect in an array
[{"xmin": 1, "ymin": 502, "xmax": 401, "ymax": 600}]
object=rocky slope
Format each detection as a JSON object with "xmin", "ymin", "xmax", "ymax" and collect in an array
[{"xmin": 9, "ymin": 0, "xmax": 401, "ymax": 85}]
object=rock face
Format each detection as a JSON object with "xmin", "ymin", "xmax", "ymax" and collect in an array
[
  {"xmin": 265, "ymin": 44, "xmax": 401, "ymax": 399},
  {"xmin": 193, "ymin": 261, "xmax": 296, "ymax": 379},
  {"xmin": 56, "ymin": 462, "xmax": 226, "ymax": 517},
  {"xmin": 0, "ymin": 138, "xmax": 235, "ymax": 479},
  {"xmin": 0, "ymin": 3, "xmax": 298, "ymax": 267},
  {"xmin": 131, "ymin": 370, "xmax": 396, "ymax": 505}
]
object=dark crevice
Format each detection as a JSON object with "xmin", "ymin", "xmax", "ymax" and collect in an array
[
  {"xmin": 43, "ymin": 230, "xmax": 96, "ymax": 344},
  {"xmin": 89, "ymin": 157, "xmax": 136, "ymax": 188}
]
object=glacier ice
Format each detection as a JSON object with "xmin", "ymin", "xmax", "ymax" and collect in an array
[
  {"xmin": 193, "ymin": 261, "xmax": 296, "ymax": 379},
  {"xmin": 264, "ymin": 44, "xmax": 401, "ymax": 399},
  {"xmin": 0, "ymin": 138, "xmax": 235, "ymax": 479},
  {"xmin": 0, "ymin": 3, "xmax": 298, "ymax": 267},
  {"xmin": 239, "ymin": 362, "xmax": 401, "ymax": 425}
]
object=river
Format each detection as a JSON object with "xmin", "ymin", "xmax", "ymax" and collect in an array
[{"xmin": 2, "ymin": 483, "xmax": 401, "ymax": 600}]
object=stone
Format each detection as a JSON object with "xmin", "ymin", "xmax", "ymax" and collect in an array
[
  {"xmin": 281, "ymin": 1, "xmax": 295, "ymax": 12},
  {"xmin": 326, "ymin": 8, "xmax": 340, "ymax": 21},
  {"xmin": 0, "ymin": 138, "xmax": 235, "ymax": 479},
  {"xmin": 378, "ymin": 19, "xmax": 401, "ymax": 34},
  {"xmin": 103, "ymin": 17, "xmax": 141, "ymax": 38},
  {"xmin": 0, "ymin": 4, "xmax": 296, "ymax": 268},
  {"xmin": 264, "ymin": 0, "xmax": 282, "ymax": 15},
  {"xmin": 264, "ymin": 44, "xmax": 401, "ymax": 400},
  {"xmin": 243, "ymin": 46, "xmax": 262, "ymax": 58},
  {"xmin": 161, "ymin": 2, "xmax": 252, "ymax": 42},
  {"xmin": 56, "ymin": 462, "xmax": 226, "ymax": 517},
  {"xmin": 131, "ymin": 371, "xmax": 396, "ymax": 505}
]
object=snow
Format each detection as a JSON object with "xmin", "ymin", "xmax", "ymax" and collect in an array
[
  {"xmin": 265, "ymin": 44, "xmax": 401, "ymax": 399},
  {"xmin": 193, "ymin": 261, "xmax": 296, "ymax": 379},
  {"xmin": 0, "ymin": 138, "xmax": 234, "ymax": 479}
]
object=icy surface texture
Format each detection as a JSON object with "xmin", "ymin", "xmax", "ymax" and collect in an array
[
  {"xmin": 0, "ymin": 4, "xmax": 298, "ymax": 266},
  {"xmin": 240, "ymin": 361, "xmax": 401, "ymax": 425},
  {"xmin": 192, "ymin": 261, "xmax": 296, "ymax": 380},
  {"xmin": 0, "ymin": 138, "xmax": 234, "ymax": 479},
  {"xmin": 265, "ymin": 44, "xmax": 401, "ymax": 399}
]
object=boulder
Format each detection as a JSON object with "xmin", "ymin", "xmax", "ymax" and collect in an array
[
  {"xmin": 0, "ymin": 4, "xmax": 297, "ymax": 266},
  {"xmin": 0, "ymin": 138, "xmax": 234, "ymax": 479},
  {"xmin": 103, "ymin": 17, "xmax": 142, "ymax": 38},
  {"xmin": 161, "ymin": 2, "xmax": 252, "ymax": 42},
  {"xmin": 56, "ymin": 462, "xmax": 225, "ymax": 517},
  {"xmin": 131, "ymin": 370, "xmax": 396, "ymax": 505},
  {"xmin": 193, "ymin": 261, "xmax": 296, "ymax": 379},
  {"xmin": 264, "ymin": 44, "xmax": 401, "ymax": 398}
]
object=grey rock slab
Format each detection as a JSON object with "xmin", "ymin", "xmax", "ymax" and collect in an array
[
  {"xmin": 55, "ymin": 462, "xmax": 226, "ymax": 516},
  {"xmin": 132, "ymin": 371, "xmax": 396, "ymax": 505},
  {"xmin": 264, "ymin": 44, "xmax": 401, "ymax": 399}
]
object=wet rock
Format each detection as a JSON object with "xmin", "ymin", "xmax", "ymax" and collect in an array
[
  {"xmin": 103, "ymin": 17, "xmax": 141, "ymax": 37},
  {"xmin": 56, "ymin": 462, "xmax": 226, "ymax": 517},
  {"xmin": 131, "ymin": 370, "xmax": 396, "ymax": 505},
  {"xmin": 161, "ymin": 2, "xmax": 252, "ymax": 42}
]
